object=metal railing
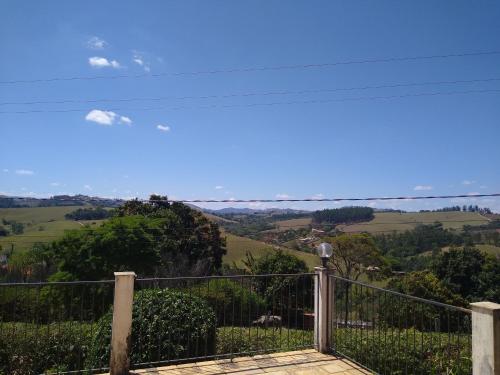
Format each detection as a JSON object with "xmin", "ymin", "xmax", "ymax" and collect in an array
[
  {"xmin": 329, "ymin": 275, "xmax": 472, "ymax": 375},
  {"xmin": 0, "ymin": 280, "xmax": 114, "ymax": 374},
  {"xmin": 130, "ymin": 273, "xmax": 317, "ymax": 369}
]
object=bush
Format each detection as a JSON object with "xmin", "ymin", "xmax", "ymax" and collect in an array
[
  {"xmin": 88, "ymin": 288, "xmax": 217, "ymax": 367},
  {"xmin": 334, "ymin": 328, "xmax": 471, "ymax": 374},
  {"xmin": 216, "ymin": 327, "xmax": 313, "ymax": 355},
  {"xmin": 191, "ymin": 279, "xmax": 266, "ymax": 326},
  {"xmin": 0, "ymin": 322, "xmax": 93, "ymax": 375}
]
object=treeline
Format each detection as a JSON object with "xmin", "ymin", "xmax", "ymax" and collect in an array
[
  {"xmin": 64, "ymin": 207, "xmax": 112, "ymax": 221},
  {"xmin": 374, "ymin": 223, "xmax": 464, "ymax": 259},
  {"xmin": 312, "ymin": 206, "xmax": 374, "ymax": 224},
  {"xmin": 419, "ymin": 205, "xmax": 492, "ymax": 214}
]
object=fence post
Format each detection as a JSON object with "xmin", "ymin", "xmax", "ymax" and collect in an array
[
  {"xmin": 314, "ymin": 266, "xmax": 333, "ymax": 353},
  {"xmin": 110, "ymin": 271, "xmax": 136, "ymax": 375},
  {"xmin": 471, "ymin": 301, "xmax": 500, "ymax": 375}
]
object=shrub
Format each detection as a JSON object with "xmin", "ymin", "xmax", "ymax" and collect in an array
[
  {"xmin": 0, "ymin": 322, "xmax": 93, "ymax": 375},
  {"xmin": 216, "ymin": 327, "xmax": 313, "ymax": 355},
  {"xmin": 88, "ymin": 288, "xmax": 217, "ymax": 367},
  {"xmin": 334, "ymin": 327, "xmax": 471, "ymax": 374},
  {"xmin": 190, "ymin": 278, "xmax": 266, "ymax": 326}
]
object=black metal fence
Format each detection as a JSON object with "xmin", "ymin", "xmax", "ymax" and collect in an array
[
  {"xmin": 129, "ymin": 273, "xmax": 317, "ymax": 369},
  {"xmin": 330, "ymin": 275, "xmax": 472, "ymax": 375},
  {"xmin": 0, "ymin": 280, "xmax": 114, "ymax": 374}
]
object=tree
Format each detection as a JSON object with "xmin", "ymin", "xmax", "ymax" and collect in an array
[
  {"xmin": 243, "ymin": 250, "xmax": 309, "ymax": 309},
  {"xmin": 312, "ymin": 206, "xmax": 374, "ymax": 224},
  {"xmin": 47, "ymin": 195, "xmax": 226, "ymax": 279},
  {"xmin": 326, "ymin": 233, "xmax": 385, "ymax": 281},
  {"xmin": 431, "ymin": 246, "xmax": 485, "ymax": 300},
  {"xmin": 383, "ymin": 271, "xmax": 468, "ymax": 331},
  {"xmin": 387, "ymin": 271, "xmax": 467, "ymax": 307}
]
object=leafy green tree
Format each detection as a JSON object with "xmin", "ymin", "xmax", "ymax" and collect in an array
[
  {"xmin": 476, "ymin": 255, "xmax": 500, "ymax": 303},
  {"xmin": 243, "ymin": 250, "xmax": 309, "ymax": 311},
  {"xmin": 387, "ymin": 271, "xmax": 467, "ymax": 307},
  {"xmin": 383, "ymin": 271, "xmax": 468, "ymax": 331},
  {"xmin": 47, "ymin": 195, "xmax": 226, "ymax": 279},
  {"xmin": 326, "ymin": 233, "xmax": 385, "ymax": 281},
  {"xmin": 312, "ymin": 206, "xmax": 374, "ymax": 224},
  {"xmin": 431, "ymin": 246, "xmax": 485, "ymax": 300}
]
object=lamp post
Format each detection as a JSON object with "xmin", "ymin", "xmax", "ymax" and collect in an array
[{"xmin": 316, "ymin": 242, "xmax": 333, "ymax": 268}]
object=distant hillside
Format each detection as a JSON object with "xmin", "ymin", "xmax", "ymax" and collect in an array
[
  {"xmin": 0, "ymin": 195, "xmax": 124, "ymax": 208},
  {"xmin": 273, "ymin": 211, "xmax": 490, "ymax": 233},
  {"xmin": 223, "ymin": 232, "xmax": 319, "ymax": 270},
  {"xmin": 205, "ymin": 207, "xmax": 309, "ymax": 215},
  {"xmin": 0, "ymin": 206, "xmax": 105, "ymax": 252}
]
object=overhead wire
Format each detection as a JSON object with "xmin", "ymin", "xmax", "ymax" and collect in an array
[
  {"xmin": 1, "ymin": 77, "xmax": 499, "ymax": 107},
  {"xmin": 1, "ymin": 88, "xmax": 500, "ymax": 115},
  {"xmin": 1, "ymin": 50, "xmax": 499, "ymax": 85}
]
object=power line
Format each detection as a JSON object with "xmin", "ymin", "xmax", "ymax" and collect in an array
[
  {"xmin": 6, "ymin": 192, "xmax": 500, "ymax": 203},
  {"xmin": 1, "ymin": 88, "xmax": 499, "ymax": 115},
  {"xmin": 1, "ymin": 50, "xmax": 499, "ymax": 85},
  {"xmin": 2, "ymin": 77, "xmax": 499, "ymax": 106}
]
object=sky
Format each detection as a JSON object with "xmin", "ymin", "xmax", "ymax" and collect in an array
[{"xmin": 1, "ymin": 0, "xmax": 500, "ymax": 212}]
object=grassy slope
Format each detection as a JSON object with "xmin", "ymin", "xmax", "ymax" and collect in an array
[
  {"xmin": 339, "ymin": 211, "xmax": 489, "ymax": 233},
  {"xmin": 274, "ymin": 218, "xmax": 312, "ymax": 231},
  {"xmin": 0, "ymin": 206, "xmax": 104, "ymax": 252},
  {"xmin": 223, "ymin": 232, "xmax": 319, "ymax": 270},
  {"xmin": 273, "ymin": 211, "xmax": 490, "ymax": 233}
]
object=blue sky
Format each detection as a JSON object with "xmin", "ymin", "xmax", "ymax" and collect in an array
[{"xmin": 1, "ymin": 0, "xmax": 500, "ymax": 211}]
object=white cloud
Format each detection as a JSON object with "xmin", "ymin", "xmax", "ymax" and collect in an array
[
  {"xmin": 120, "ymin": 116, "xmax": 132, "ymax": 125},
  {"xmin": 85, "ymin": 110, "xmax": 132, "ymax": 126},
  {"xmin": 83, "ymin": 184, "xmax": 92, "ymax": 191},
  {"xmin": 132, "ymin": 51, "xmax": 151, "ymax": 72},
  {"xmin": 276, "ymin": 193, "xmax": 291, "ymax": 199},
  {"xmin": 462, "ymin": 180, "xmax": 476, "ymax": 185},
  {"xmin": 413, "ymin": 185, "xmax": 433, "ymax": 191},
  {"xmin": 50, "ymin": 182, "xmax": 60, "ymax": 187},
  {"xmin": 86, "ymin": 37, "xmax": 107, "ymax": 50},
  {"xmin": 15, "ymin": 169, "xmax": 34, "ymax": 175},
  {"xmin": 467, "ymin": 192, "xmax": 480, "ymax": 196},
  {"xmin": 215, "ymin": 185, "xmax": 224, "ymax": 190},
  {"xmin": 480, "ymin": 185, "xmax": 488, "ymax": 189},
  {"xmin": 88, "ymin": 56, "xmax": 121, "ymax": 68},
  {"xmin": 2, "ymin": 169, "xmax": 8, "ymax": 173},
  {"xmin": 157, "ymin": 125, "xmax": 170, "ymax": 132}
]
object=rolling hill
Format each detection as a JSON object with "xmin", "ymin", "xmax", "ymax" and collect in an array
[
  {"xmin": 223, "ymin": 232, "xmax": 320, "ymax": 270},
  {"xmin": 273, "ymin": 211, "xmax": 490, "ymax": 233}
]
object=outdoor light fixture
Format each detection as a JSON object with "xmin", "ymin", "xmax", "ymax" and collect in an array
[{"xmin": 316, "ymin": 242, "xmax": 333, "ymax": 267}]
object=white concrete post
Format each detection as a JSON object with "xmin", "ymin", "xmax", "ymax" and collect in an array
[
  {"xmin": 314, "ymin": 266, "xmax": 333, "ymax": 353},
  {"xmin": 110, "ymin": 272, "xmax": 136, "ymax": 375},
  {"xmin": 471, "ymin": 302, "xmax": 500, "ymax": 375}
]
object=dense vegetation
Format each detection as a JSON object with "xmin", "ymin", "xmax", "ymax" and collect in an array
[
  {"xmin": 312, "ymin": 206, "xmax": 374, "ymax": 224},
  {"xmin": 64, "ymin": 206, "xmax": 112, "ymax": 220}
]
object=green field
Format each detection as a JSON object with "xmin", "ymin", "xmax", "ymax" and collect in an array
[
  {"xmin": 339, "ymin": 211, "xmax": 489, "ymax": 233},
  {"xmin": 273, "ymin": 211, "xmax": 490, "ymax": 234},
  {"xmin": 0, "ymin": 206, "xmax": 105, "ymax": 252},
  {"xmin": 274, "ymin": 217, "xmax": 312, "ymax": 231},
  {"xmin": 223, "ymin": 232, "xmax": 320, "ymax": 270}
]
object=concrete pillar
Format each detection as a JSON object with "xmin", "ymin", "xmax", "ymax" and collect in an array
[
  {"xmin": 471, "ymin": 301, "xmax": 500, "ymax": 375},
  {"xmin": 314, "ymin": 266, "xmax": 333, "ymax": 353},
  {"xmin": 110, "ymin": 272, "xmax": 136, "ymax": 375}
]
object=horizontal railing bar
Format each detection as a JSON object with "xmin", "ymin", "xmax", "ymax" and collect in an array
[
  {"xmin": 330, "ymin": 275, "xmax": 472, "ymax": 314},
  {"xmin": 0, "ymin": 280, "xmax": 115, "ymax": 286},
  {"xmin": 136, "ymin": 273, "xmax": 317, "ymax": 282}
]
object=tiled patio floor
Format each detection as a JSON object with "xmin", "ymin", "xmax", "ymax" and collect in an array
[{"xmin": 127, "ymin": 349, "xmax": 372, "ymax": 375}]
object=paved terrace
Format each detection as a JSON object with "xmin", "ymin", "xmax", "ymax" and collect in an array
[{"xmin": 110, "ymin": 350, "xmax": 371, "ymax": 375}]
